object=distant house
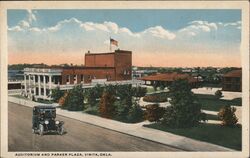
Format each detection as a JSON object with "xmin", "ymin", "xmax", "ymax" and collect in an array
[
  {"xmin": 8, "ymin": 70, "xmax": 24, "ymax": 90},
  {"xmin": 139, "ymin": 72, "xmax": 198, "ymax": 88},
  {"xmin": 222, "ymin": 69, "xmax": 242, "ymax": 92}
]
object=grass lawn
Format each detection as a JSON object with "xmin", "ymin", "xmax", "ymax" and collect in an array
[
  {"xmin": 147, "ymin": 87, "xmax": 156, "ymax": 93},
  {"xmin": 144, "ymin": 123, "xmax": 242, "ymax": 150},
  {"xmin": 195, "ymin": 94, "xmax": 242, "ymax": 112},
  {"xmin": 84, "ymin": 104, "xmax": 99, "ymax": 116}
]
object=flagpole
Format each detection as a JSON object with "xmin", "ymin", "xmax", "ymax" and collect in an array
[{"xmin": 109, "ymin": 37, "xmax": 112, "ymax": 52}]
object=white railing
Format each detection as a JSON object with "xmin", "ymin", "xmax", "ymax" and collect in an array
[
  {"xmin": 57, "ymin": 80, "xmax": 144, "ymax": 90},
  {"xmin": 24, "ymin": 68, "xmax": 62, "ymax": 73}
]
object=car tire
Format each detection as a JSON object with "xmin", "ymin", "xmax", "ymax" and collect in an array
[
  {"xmin": 58, "ymin": 126, "xmax": 64, "ymax": 135},
  {"xmin": 39, "ymin": 124, "xmax": 44, "ymax": 136}
]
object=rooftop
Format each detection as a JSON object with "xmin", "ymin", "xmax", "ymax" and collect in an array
[
  {"xmin": 85, "ymin": 49, "xmax": 132, "ymax": 56},
  {"xmin": 223, "ymin": 69, "xmax": 242, "ymax": 77},
  {"xmin": 139, "ymin": 72, "xmax": 197, "ymax": 83}
]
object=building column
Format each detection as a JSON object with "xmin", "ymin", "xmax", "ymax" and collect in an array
[
  {"xmin": 28, "ymin": 75, "xmax": 31, "ymax": 98},
  {"xmin": 38, "ymin": 75, "xmax": 41, "ymax": 97},
  {"xmin": 33, "ymin": 75, "xmax": 36, "ymax": 96},
  {"xmin": 24, "ymin": 74, "xmax": 27, "ymax": 95},
  {"xmin": 49, "ymin": 75, "xmax": 52, "ymax": 97},
  {"xmin": 43, "ymin": 75, "xmax": 46, "ymax": 99}
]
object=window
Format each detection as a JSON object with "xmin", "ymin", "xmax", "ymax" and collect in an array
[
  {"xmin": 74, "ymin": 75, "xmax": 77, "ymax": 84},
  {"xmin": 80, "ymin": 75, "xmax": 84, "ymax": 83},
  {"xmin": 66, "ymin": 75, "xmax": 70, "ymax": 84}
]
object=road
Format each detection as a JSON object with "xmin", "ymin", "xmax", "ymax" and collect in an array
[{"xmin": 8, "ymin": 102, "xmax": 180, "ymax": 151}]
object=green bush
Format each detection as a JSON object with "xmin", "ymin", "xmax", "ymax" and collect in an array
[
  {"xmin": 145, "ymin": 104, "xmax": 165, "ymax": 122},
  {"xmin": 85, "ymin": 84, "xmax": 104, "ymax": 106},
  {"xmin": 218, "ymin": 106, "xmax": 238, "ymax": 127},
  {"xmin": 51, "ymin": 87, "xmax": 64, "ymax": 102},
  {"xmin": 215, "ymin": 90, "xmax": 223, "ymax": 99},
  {"xmin": 126, "ymin": 102, "xmax": 144, "ymax": 123},
  {"xmin": 143, "ymin": 92, "xmax": 168, "ymax": 103},
  {"xmin": 84, "ymin": 103, "xmax": 100, "ymax": 115},
  {"xmin": 199, "ymin": 112, "xmax": 208, "ymax": 122},
  {"xmin": 114, "ymin": 99, "xmax": 130, "ymax": 120}
]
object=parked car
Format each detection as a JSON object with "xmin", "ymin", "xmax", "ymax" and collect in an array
[{"xmin": 32, "ymin": 105, "xmax": 64, "ymax": 136}]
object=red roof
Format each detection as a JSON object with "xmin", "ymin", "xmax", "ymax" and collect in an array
[
  {"xmin": 223, "ymin": 70, "xmax": 242, "ymax": 77},
  {"xmin": 139, "ymin": 72, "xmax": 197, "ymax": 83}
]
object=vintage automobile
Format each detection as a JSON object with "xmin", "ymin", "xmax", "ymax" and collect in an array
[{"xmin": 32, "ymin": 105, "xmax": 64, "ymax": 136}]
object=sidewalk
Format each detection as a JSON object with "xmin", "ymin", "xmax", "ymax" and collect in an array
[{"xmin": 8, "ymin": 96, "xmax": 234, "ymax": 151}]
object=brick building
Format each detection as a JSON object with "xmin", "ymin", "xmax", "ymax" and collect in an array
[
  {"xmin": 222, "ymin": 69, "xmax": 242, "ymax": 92},
  {"xmin": 22, "ymin": 50, "xmax": 137, "ymax": 100}
]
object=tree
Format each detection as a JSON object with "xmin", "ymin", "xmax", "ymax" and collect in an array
[
  {"xmin": 132, "ymin": 86, "xmax": 147, "ymax": 104},
  {"xmin": 85, "ymin": 84, "xmax": 104, "ymax": 106},
  {"xmin": 126, "ymin": 102, "xmax": 144, "ymax": 123},
  {"xmin": 145, "ymin": 104, "xmax": 165, "ymax": 122},
  {"xmin": 99, "ymin": 91, "xmax": 116, "ymax": 118},
  {"xmin": 218, "ymin": 106, "xmax": 238, "ymax": 127},
  {"xmin": 114, "ymin": 99, "xmax": 130, "ymax": 120},
  {"xmin": 63, "ymin": 85, "xmax": 84, "ymax": 111},
  {"xmin": 51, "ymin": 87, "xmax": 64, "ymax": 102},
  {"xmin": 152, "ymin": 82, "xmax": 158, "ymax": 91},
  {"xmin": 161, "ymin": 79, "xmax": 202, "ymax": 128}
]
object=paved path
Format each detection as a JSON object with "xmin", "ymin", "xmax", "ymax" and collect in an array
[{"xmin": 8, "ymin": 102, "xmax": 180, "ymax": 151}]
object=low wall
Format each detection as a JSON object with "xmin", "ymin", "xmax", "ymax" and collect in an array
[{"xmin": 8, "ymin": 96, "xmax": 58, "ymax": 108}]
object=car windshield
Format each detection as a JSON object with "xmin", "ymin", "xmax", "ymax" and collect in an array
[{"xmin": 40, "ymin": 109, "xmax": 56, "ymax": 118}]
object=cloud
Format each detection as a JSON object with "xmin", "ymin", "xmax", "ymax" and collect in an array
[
  {"xmin": 8, "ymin": 18, "xmax": 241, "ymax": 56},
  {"xmin": 142, "ymin": 26, "xmax": 176, "ymax": 40},
  {"xmin": 179, "ymin": 20, "xmax": 218, "ymax": 36}
]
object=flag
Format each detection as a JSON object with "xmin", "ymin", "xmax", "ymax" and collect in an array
[{"xmin": 110, "ymin": 38, "xmax": 118, "ymax": 46}]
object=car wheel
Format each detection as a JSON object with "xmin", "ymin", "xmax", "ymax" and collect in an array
[
  {"xmin": 39, "ymin": 124, "xmax": 44, "ymax": 136},
  {"xmin": 58, "ymin": 126, "xmax": 64, "ymax": 135}
]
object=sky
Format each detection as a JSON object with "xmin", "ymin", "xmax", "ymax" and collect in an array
[{"xmin": 7, "ymin": 9, "xmax": 241, "ymax": 67}]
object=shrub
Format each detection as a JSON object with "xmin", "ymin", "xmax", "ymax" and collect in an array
[
  {"xmin": 126, "ymin": 102, "xmax": 144, "ymax": 123},
  {"xmin": 133, "ymin": 86, "xmax": 147, "ymax": 98},
  {"xmin": 51, "ymin": 87, "xmax": 64, "ymax": 102},
  {"xmin": 99, "ymin": 92, "xmax": 116, "ymax": 118},
  {"xmin": 153, "ymin": 82, "xmax": 158, "ymax": 91},
  {"xmin": 143, "ymin": 93, "xmax": 168, "ymax": 103},
  {"xmin": 161, "ymin": 79, "xmax": 202, "ymax": 128},
  {"xmin": 145, "ymin": 104, "xmax": 165, "ymax": 122},
  {"xmin": 215, "ymin": 90, "xmax": 223, "ymax": 99},
  {"xmin": 84, "ymin": 103, "xmax": 100, "ymax": 115},
  {"xmin": 218, "ymin": 106, "xmax": 238, "ymax": 127},
  {"xmin": 114, "ymin": 99, "xmax": 130, "ymax": 120},
  {"xmin": 85, "ymin": 84, "xmax": 104, "ymax": 106},
  {"xmin": 58, "ymin": 92, "xmax": 68, "ymax": 106},
  {"xmin": 161, "ymin": 106, "xmax": 176, "ymax": 126},
  {"xmin": 199, "ymin": 112, "xmax": 208, "ymax": 122}
]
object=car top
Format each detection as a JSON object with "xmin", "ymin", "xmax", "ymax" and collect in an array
[{"xmin": 33, "ymin": 105, "xmax": 56, "ymax": 109}]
